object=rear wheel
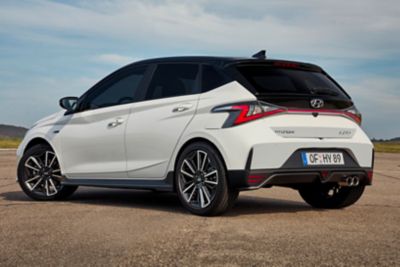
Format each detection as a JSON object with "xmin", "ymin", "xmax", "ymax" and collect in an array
[
  {"xmin": 175, "ymin": 142, "xmax": 237, "ymax": 216},
  {"xmin": 18, "ymin": 144, "xmax": 78, "ymax": 200},
  {"xmin": 298, "ymin": 183, "xmax": 365, "ymax": 209}
]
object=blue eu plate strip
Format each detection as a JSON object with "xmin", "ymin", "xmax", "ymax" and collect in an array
[{"xmin": 301, "ymin": 152, "xmax": 308, "ymax": 166}]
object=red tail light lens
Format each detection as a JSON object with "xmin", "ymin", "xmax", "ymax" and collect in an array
[
  {"xmin": 273, "ymin": 61, "xmax": 300, "ymax": 69},
  {"xmin": 343, "ymin": 106, "xmax": 362, "ymax": 125},
  {"xmin": 213, "ymin": 102, "xmax": 362, "ymax": 127},
  {"xmin": 284, "ymin": 107, "xmax": 362, "ymax": 125},
  {"xmin": 213, "ymin": 102, "xmax": 286, "ymax": 127}
]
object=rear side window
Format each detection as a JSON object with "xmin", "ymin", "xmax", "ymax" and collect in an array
[
  {"xmin": 145, "ymin": 64, "xmax": 199, "ymax": 100},
  {"xmin": 85, "ymin": 66, "xmax": 147, "ymax": 110},
  {"xmin": 201, "ymin": 65, "xmax": 231, "ymax": 92},
  {"xmin": 237, "ymin": 66, "xmax": 347, "ymax": 97}
]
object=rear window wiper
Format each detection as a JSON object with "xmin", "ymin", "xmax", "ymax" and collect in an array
[{"xmin": 309, "ymin": 87, "xmax": 339, "ymax": 96}]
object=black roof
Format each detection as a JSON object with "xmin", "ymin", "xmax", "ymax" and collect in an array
[
  {"xmin": 131, "ymin": 56, "xmax": 322, "ymax": 70},
  {"xmin": 134, "ymin": 56, "xmax": 248, "ymax": 65}
]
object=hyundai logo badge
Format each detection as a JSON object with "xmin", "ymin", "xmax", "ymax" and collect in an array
[{"xmin": 310, "ymin": 98, "xmax": 324, "ymax": 109}]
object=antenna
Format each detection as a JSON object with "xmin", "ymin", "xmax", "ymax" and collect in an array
[{"xmin": 252, "ymin": 50, "xmax": 266, "ymax": 59}]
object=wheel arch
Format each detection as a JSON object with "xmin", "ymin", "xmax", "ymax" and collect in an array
[
  {"xmin": 24, "ymin": 137, "xmax": 53, "ymax": 154},
  {"xmin": 172, "ymin": 137, "xmax": 231, "ymax": 190},
  {"xmin": 174, "ymin": 137, "xmax": 227, "ymax": 169}
]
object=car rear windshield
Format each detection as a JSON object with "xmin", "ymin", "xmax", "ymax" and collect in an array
[{"xmin": 236, "ymin": 65, "xmax": 348, "ymax": 98}]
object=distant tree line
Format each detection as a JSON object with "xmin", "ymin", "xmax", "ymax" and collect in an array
[{"xmin": 372, "ymin": 137, "xmax": 400, "ymax": 142}]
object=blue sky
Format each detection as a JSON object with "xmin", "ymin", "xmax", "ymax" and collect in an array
[{"xmin": 0, "ymin": 0, "xmax": 399, "ymax": 138}]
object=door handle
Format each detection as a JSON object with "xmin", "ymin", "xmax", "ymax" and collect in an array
[
  {"xmin": 172, "ymin": 103, "xmax": 193, "ymax": 113},
  {"xmin": 108, "ymin": 118, "xmax": 124, "ymax": 128}
]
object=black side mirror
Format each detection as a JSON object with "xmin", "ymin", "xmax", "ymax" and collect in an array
[{"xmin": 59, "ymin": 96, "xmax": 78, "ymax": 112}]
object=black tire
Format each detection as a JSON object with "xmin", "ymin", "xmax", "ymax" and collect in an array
[
  {"xmin": 18, "ymin": 144, "xmax": 78, "ymax": 201},
  {"xmin": 298, "ymin": 183, "xmax": 365, "ymax": 209},
  {"xmin": 228, "ymin": 189, "xmax": 240, "ymax": 209},
  {"xmin": 175, "ymin": 142, "xmax": 237, "ymax": 216}
]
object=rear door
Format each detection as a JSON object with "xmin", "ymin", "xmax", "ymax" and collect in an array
[{"xmin": 125, "ymin": 63, "xmax": 200, "ymax": 179}]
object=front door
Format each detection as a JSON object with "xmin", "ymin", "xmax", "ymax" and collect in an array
[{"xmin": 56, "ymin": 66, "xmax": 148, "ymax": 179}]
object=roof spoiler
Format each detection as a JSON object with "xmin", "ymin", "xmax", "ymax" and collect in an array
[{"xmin": 252, "ymin": 50, "xmax": 266, "ymax": 59}]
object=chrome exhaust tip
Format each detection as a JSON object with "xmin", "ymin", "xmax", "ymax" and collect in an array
[
  {"xmin": 346, "ymin": 176, "xmax": 354, "ymax": 186},
  {"xmin": 339, "ymin": 176, "xmax": 360, "ymax": 187},
  {"xmin": 352, "ymin": 176, "xmax": 360, "ymax": 186}
]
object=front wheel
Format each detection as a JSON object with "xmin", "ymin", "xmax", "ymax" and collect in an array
[
  {"xmin": 175, "ymin": 142, "xmax": 237, "ymax": 216},
  {"xmin": 298, "ymin": 183, "xmax": 365, "ymax": 209},
  {"xmin": 18, "ymin": 144, "xmax": 78, "ymax": 200}
]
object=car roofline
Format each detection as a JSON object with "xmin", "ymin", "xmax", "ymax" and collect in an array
[{"xmin": 123, "ymin": 56, "xmax": 322, "ymax": 71}]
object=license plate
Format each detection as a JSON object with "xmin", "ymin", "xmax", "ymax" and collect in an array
[{"xmin": 301, "ymin": 152, "xmax": 345, "ymax": 166}]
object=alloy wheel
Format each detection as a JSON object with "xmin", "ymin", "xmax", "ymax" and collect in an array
[
  {"xmin": 23, "ymin": 150, "xmax": 64, "ymax": 197},
  {"xmin": 177, "ymin": 150, "xmax": 219, "ymax": 209}
]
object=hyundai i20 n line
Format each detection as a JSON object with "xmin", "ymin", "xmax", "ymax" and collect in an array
[{"xmin": 17, "ymin": 51, "xmax": 374, "ymax": 215}]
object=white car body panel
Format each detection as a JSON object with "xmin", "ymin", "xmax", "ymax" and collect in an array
[
  {"xmin": 17, "ymin": 111, "xmax": 65, "ymax": 163},
  {"xmin": 166, "ymin": 82, "xmax": 257, "ymax": 172},
  {"xmin": 125, "ymin": 94, "xmax": 199, "ymax": 179},
  {"xmin": 50, "ymin": 104, "xmax": 131, "ymax": 178}
]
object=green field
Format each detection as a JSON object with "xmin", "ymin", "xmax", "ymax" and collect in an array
[
  {"xmin": 0, "ymin": 138, "xmax": 22, "ymax": 149},
  {"xmin": 373, "ymin": 142, "xmax": 400, "ymax": 153}
]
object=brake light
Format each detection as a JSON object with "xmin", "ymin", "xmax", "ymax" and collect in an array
[
  {"xmin": 273, "ymin": 61, "xmax": 300, "ymax": 68},
  {"xmin": 283, "ymin": 107, "xmax": 362, "ymax": 125},
  {"xmin": 213, "ymin": 102, "xmax": 362, "ymax": 127},
  {"xmin": 212, "ymin": 102, "xmax": 286, "ymax": 127}
]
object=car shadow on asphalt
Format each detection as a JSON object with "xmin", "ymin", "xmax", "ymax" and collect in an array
[
  {"xmin": 1, "ymin": 188, "xmax": 313, "ymax": 216},
  {"xmin": 228, "ymin": 196, "xmax": 313, "ymax": 216}
]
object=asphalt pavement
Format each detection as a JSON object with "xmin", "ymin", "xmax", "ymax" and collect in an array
[{"xmin": 0, "ymin": 150, "xmax": 399, "ymax": 266}]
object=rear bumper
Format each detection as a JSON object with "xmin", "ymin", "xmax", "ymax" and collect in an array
[
  {"xmin": 228, "ymin": 148, "xmax": 374, "ymax": 190},
  {"xmin": 228, "ymin": 167, "xmax": 373, "ymax": 190},
  {"xmin": 205, "ymin": 113, "xmax": 374, "ymax": 171}
]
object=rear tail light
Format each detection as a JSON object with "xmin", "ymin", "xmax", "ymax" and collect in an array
[
  {"xmin": 212, "ymin": 101, "xmax": 286, "ymax": 127},
  {"xmin": 213, "ymin": 102, "xmax": 362, "ymax": 127},
  {"xmin": 343, "ymin": 106, "xmax": 362, "ymax": 125}
]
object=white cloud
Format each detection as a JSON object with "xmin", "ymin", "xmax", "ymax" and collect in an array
[
  {"xmin": 94, "ymin": 54, "xmax": 138, "ymax": 65},
  {"xmin": 0, "ymin": 0, "xmax": 399, "ymax": 58}
]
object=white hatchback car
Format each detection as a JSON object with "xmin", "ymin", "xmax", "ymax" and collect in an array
[{"xmin": 17, "ymin": 51, "xmax": 374, "ymax": 215}]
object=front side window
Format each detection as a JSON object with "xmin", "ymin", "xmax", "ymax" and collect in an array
[
  {"xmin": 145, "ymin": 64, "xmax": 199, "ymax": 100},
  {"xmin": 86, "ymin": 66, "xmax": 147, "ymax": 110}
]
